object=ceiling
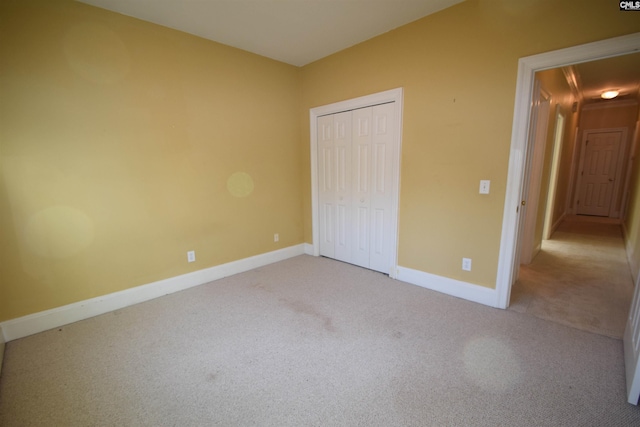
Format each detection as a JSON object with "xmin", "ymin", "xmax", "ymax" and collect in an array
[
  {"xmin": 78, "ymin": 0, "xmax": 639, "ymax": 103},
  {"xmin": 78, "ymin": 0, "xmax": 464, "ymax": 66},
  {"xmin": 569, "ymin": 53, "xmax": 640, "ymax": 104}
]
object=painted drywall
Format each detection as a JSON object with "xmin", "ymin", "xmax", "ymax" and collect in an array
[
  {"xmin": 0, "ymin": 0, "xmax": 303, "ymax": 322},
  {"xmin": 300, "ymin": 0, "xmax": 640, "ymax": 288},
  {"xmin": 623, "ymin": 106, "xmax": 640, "ymax": 281},
  {"xmin": 2, "ymin": 0, "xmax": 639, "ymax": 323}
]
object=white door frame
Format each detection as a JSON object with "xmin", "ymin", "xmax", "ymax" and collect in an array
[
  {"xmin": 495, "ymin": 32, "xmax": 640, "ymax": 309},
  {"xmin": 310, "ymin": 88, "xmax": 404, "ymax": 278},
  {"xmin": 520, "ymin": 83, "xmax": 551, "ymax": 265},
  {"xmin": 625, "ymin": 268, "xmax": 640, "ymax": 405}
]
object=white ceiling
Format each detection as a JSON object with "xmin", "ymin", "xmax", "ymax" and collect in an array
[
  {"xmin": 78, "ymin": 0, "xmax": 464, "ymax": 66},
  {"xmin": 571, "ymin": 53, "xmax": 640, "ymax": 103},
  {"xmin": 78, "ymin": 0, "xmax": 639, "ymax": 102}
]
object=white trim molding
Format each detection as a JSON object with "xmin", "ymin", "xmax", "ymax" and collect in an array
[
  {"xmin": 397, "ymin": 266, "xmax": 498, "ymax": 308},
  {"xmin": 309, "ymin": 87, "xmax": 404, "ymax": 277},
  {"xmin": 549, "ymin": 212, "xmax": 566, "ymax": 238},
  {"xmin": 496, "ymin": 32, "xmax": 640, "ymax": 309},
  {"xmin": 582, "ymin": 99, "xmax": 638, "ymax": 111},
  {"xmin": 623, "ymin": 222, "xmax": 640, "ymax": 286},
  {"xmin": 303, "ymin": 243, "xmax": 314, "ymax": 255},
  {"xmin": 0, "ymin": 244, "xmax": 306, "ymax": 342}
]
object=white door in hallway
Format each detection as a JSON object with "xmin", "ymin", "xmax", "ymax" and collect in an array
[
  {"xmin": 317, "ymin": 103, "xmax": 396, "ymax": 274},
  {"xmin": 576, "ymin": 130, "xmax": 623, "ymax": 217},
  {"xmin": 624, "ymin": 273, "xmax": 640, "ymax": 405}
]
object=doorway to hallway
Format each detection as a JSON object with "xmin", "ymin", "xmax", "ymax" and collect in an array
[{"xmin": 509, "ymin": 215, "xmax": 634, "ymax": 339}]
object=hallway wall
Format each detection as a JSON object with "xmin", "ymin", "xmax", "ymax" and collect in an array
[{"xmin": 623, "ymin": 105, "xmax": 640, "ymax": 282}]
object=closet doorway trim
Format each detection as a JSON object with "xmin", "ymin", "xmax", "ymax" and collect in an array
[{"xmin": 309, "ymin": 88, "xmax": 404, "ymax": 278}]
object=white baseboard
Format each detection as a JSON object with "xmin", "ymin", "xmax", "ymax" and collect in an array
[
  {"xmin": 0, "ymin": 244, "xmax": 305, "ymax": 342},
  {"xmin": 622, "ymin": 221, "xmax": 639, "ymax": 285},
  {"xmin": 550, "ymin": 212, "xmax": 565, "ymax": 237},
  {"xmin": 396, "ymin": 266, "xmax": 499, "ymax": 308},
  {"xmin": 303, "ymin": 243, "xmax": 314, "ymax": 255}
]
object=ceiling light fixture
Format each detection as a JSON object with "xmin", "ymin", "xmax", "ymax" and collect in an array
[{"xmin": 601, "ymin": 90, "xmax": 619, "ymax": 99}]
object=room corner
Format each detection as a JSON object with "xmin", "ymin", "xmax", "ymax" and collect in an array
[{"xmin": 0, "ymin": 326, "xmax": 5, "ymax": 378}]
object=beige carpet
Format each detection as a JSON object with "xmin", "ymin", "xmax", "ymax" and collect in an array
[
  {"xmin": 510, "ymin": 216, "xmax": 634, "ymax": 339},
  {"xmin": 1, "ymin": 254, "xmax": 640, "ymax": 425}
]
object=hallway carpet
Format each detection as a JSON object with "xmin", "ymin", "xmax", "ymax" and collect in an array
[
  {"xmin": 510, "ymin": 216, "xmax": 634, "ymax": 339},
  {"xmin": 1, "ymin": 254, "xmax": 640, "ymax": 425}
]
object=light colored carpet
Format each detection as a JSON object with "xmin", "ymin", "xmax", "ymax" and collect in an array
[
  {"xmin": 1, "ymin": 254, "xmax": 639, "ymax": 426},
  {"xmin": 510, "ymin": 217, "xmax": 634, "ymax": 339}
]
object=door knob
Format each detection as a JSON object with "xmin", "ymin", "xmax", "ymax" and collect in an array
[{"xmin": 609, "ymin": 178, "xmax": 614, "ymax": 182}]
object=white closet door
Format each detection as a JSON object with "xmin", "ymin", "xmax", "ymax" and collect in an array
[
  {"xmin": 369, "ymin": 103, "xmax": 395, "ymax": 273},
  {"xmin": 318, "ymin": 112, "xmax": 352, "ymax": 263},
  {"xmin": 317, "ymin": 103, "xmax": 395, "ymax": 274},
  {"xmin": 334, "ymin": 112, "xmax": 353, "ymax": 262},
  {"xmin": 318, "ymin": 114, "xmax": 335, "ymax": 259},
  {"xmin": 351, "ymin": 107, "xmax": 372, "ymax": 269}
]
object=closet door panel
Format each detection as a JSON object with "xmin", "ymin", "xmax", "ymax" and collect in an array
[
  {"xmin": 351, "ymin": 107, "xmax": 372, "ymax": 268},
  {"xmin": 369, "ymin": 103, "xmax": 395, "ymax": 273},
  {"xmin": 333, "ymin": 111, "xmax": 352, "ymax": 262},
  {"xmin": 317, "ymin": 102, "xmax": 396, "ymax": 275},
  {"xmin": 317, "ymin": 114, "xmax": 335, "ymax": 259}
]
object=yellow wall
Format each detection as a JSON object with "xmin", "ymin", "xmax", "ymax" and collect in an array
[
  {"xmin": 0, "ymin": 0, "xmax": 303, "ymax": 321},
  {"xmin": 300, "ymin": 0, "xmax": 640, "ymax": 287},
  {"xmin": 623, "ymin": 104, "xmax": 640, "ymax": 281},
  {"xmin": 2, "ymin": 0, "xmax": 640, "ymax": 323}
]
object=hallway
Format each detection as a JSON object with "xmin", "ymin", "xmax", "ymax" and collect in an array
[{"xmin": 509, "ymin": 216, "xmax": 635, "ymax": 339}]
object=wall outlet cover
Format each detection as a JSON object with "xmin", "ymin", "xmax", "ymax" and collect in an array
[{"xmin": 479, "ymin": 180, "xmax": 491, "ymax": 194}]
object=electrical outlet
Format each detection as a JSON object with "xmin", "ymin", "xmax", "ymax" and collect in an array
[
  {"xmin": 274, "ymin": 233, "xmax": 279, "ymax": 242},
  {"xmin": 462, "ymin": 257, "xmax": 472, "ymax": 271},
  {"xmin": 187, "ymin": 250, "xmax": 196, "ymax": 263},
  {"xmin": 479, "ymin": 180, "xmax": 490, "ymax": 194}
]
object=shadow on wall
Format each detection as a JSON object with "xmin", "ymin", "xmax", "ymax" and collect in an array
[{"xmin": 0, "ymin": 326, "xmax": 5, "ymax": 377}]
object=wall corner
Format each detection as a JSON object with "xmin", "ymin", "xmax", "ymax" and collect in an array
[{"xmin": 0, "ymin": 325, "xmax": 5, "ymax": 378}]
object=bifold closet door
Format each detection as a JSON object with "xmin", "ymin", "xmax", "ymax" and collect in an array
[
  {"xmin": 317, "ymin": 103, "xmax": 395, "ymax": 274},
  {"xmin": 318, "ymin": 111, "xmax": 352, "ymax": 264},
  {"xmin": 352, "ymin": 103, "xmax": 395, "ymax": 273}
]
